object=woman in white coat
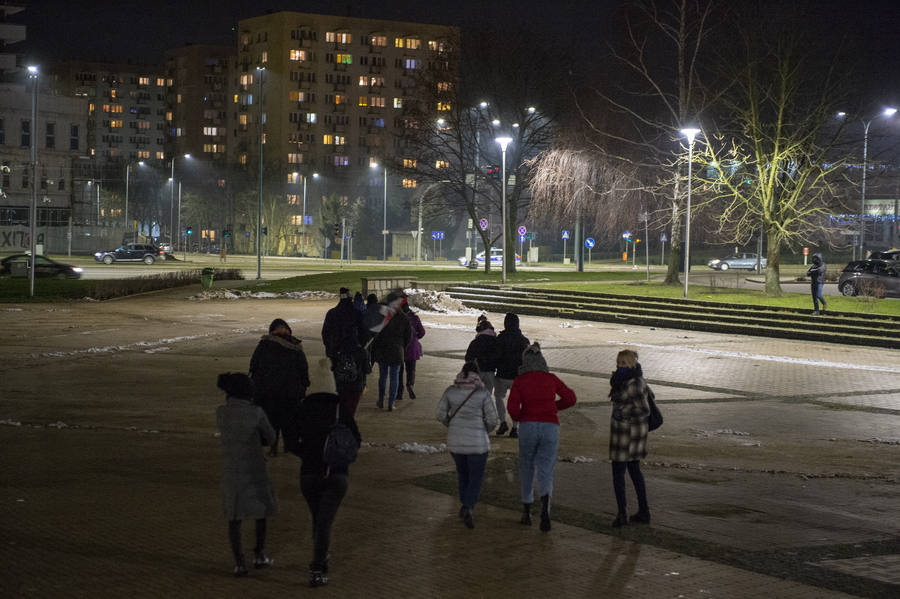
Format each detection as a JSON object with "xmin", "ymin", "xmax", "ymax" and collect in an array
[{"xmin": 436, "ymin": 360, "xmax": 498, "ymax": 529}]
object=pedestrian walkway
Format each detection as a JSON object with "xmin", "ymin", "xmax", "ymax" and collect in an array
[{"xmin": 0, "ymin": 290, "xmax": 897, "ymax": 598}]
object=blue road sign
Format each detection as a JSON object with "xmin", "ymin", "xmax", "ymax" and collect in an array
[
  {"xmin": 479, "ymin": 219, "xmax": 489, "ymax": 231},
  {"xmin": 585, "ymin": 237, "xmax": 595, "ymax": 249},
  {"xmin": 660, "ymin": 233, "xmax": 668, "ymax": 243},
  {"xmin": 431, "ymin": 231, "xmax": 444, "ymax": 240},
  {"xmin": 519, "ymin": 235, "xmax": 526, "ymax": 242},
  {"xmin": 518, "ymin": 226, "xmax": 527, "ymax": 235},
  {"xmin": 562, "ymin": 230, "xmax": 570, "ymax": 239},
  {"xmin": 622, "ymin": 230, "xmax": 632, "ymax": 239}
]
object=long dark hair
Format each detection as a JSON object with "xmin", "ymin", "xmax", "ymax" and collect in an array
[{"xmin": 462, "ymin": 359, "xmax": 480, "ymax": 377}]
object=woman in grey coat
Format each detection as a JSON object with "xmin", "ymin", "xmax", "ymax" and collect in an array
[
  {"xmin": 436, "ymin": 360, "xmax": 498, "ymax": 529},
  {"xmin": 608, "ymin": 349, "xmax": 651, "ymax": 528},
  {"xmin": 216, "ymin": 373, "xmax": 279, "ymax": 576}
]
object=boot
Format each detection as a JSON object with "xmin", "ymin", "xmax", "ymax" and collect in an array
[
  {"xmin": 540, "ymin": 494, "xmax": 551, "ymax": 532},
  {"xmin": 612, "ymin": 510, "xmax": 629, "ymax": 528},
  {"xmin": 520, "ymin": 502, "xmax": 533, "ymax": 525},
  {"xmin": 233, "ymin": 556, "xmax": 249, "ymax": 577},
  {"xmin": 629, "ymin": 508, "xmax": 651, "ymax": 524}
]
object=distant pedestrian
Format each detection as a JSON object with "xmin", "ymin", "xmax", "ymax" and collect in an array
[
  {"xmin": 465, "ymin": 316, "xmax": 500, "ymax": 399},
  {"xmin": 507, "ymin": 343, "xmax": 576, "ymax": 531},
  {"xmin": 494, "ymin": 313, "xmax": 530, "ymax": 437},
  {"xmin": 294, "ymin": 392, "xmax": 362, "ymax": 588},
  {"xmin": 436, "ymin": 361, "xmax": 498, "ymax": 529},
  {"xmin": 321, "ymin": 288, "xmax": 371, "ymax": 415},
  {"xmin": 608, "ymin": 349, "xmax": 651, "ymax": 528},
  {"xmin": 352, "ymin": 291, "xmax": 366, "ymax": 312},
  {"xmin": 370, "ymin": 292, "xmax": 411, "ymax": 411},
  {"xmin": 215, "ymin": 373, "xmax": 277, "ymax": 577},
  {"xmin": 807, "ymin": 253, "xmax": 827, "ymax": 315},
  {"xmin": 397, "ymin": 301, "xmax": 425, "ymax": 401},
  {"xmin": 249, "ymin": 318, "xmax": 310, "ymax": 456}
]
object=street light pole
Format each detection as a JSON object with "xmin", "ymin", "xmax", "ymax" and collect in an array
[
  {"xmin": 495, "ymin": 137, "xmax": 512, "ymax": 285},
  {"xmin": 859, "ymin": 108, "xmax": 897, "ymax": 260},
  {"xmin": 383, "ymin": 167, "xmax": 388, "ymax": 261},
  {"xmin": 301, "ymin": 172, "xmax": 317, "ymax": 256},
  {"xmin": 256, "ymin": 67, "xmax": 265, "ymax": 279},
  {"xmin": 681, "ymin": 128, "xmax": 700, "ymax": 300},
  {"xmin": 28, "ymin": 66, "xmax": 38, "ymax": 298}
]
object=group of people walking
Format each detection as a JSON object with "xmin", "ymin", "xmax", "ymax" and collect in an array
[
  {"xmin": 439, "ymin": 312, "xmax": 653, "ymax": 532},
  {"xmin": 214, "ymin": 292, "xmax": 655, "ymax": 587}
]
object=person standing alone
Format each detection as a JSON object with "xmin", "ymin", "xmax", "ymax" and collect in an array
[{"xmin": 807, "ymin": 253, "xmax": 827, "ymax": 315}]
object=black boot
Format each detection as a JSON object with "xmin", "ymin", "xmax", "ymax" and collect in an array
[
  {"xmin": 629, "ymin": 508, "xmax": 651, "ymax": 524},
  {"xmin": 612, "ymin": 510, "xmax": 629, "ymax": 528},
  {"xmin": 520, "ymin": 502, "xmax": 532, "ymax": 525},
  {"xmin": 540, "ymin": 494, "xmax": 551, "ymax": 531}
]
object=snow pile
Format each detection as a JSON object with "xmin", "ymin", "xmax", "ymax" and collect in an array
[
  {"xmin": 858, "ymin": 438, "xmax": 900, "ymax": 445},
  {"xmin": 0, "ymin": 419, "xmax": 22, "ymax": 426},
  {"xmin": 562, "ymin": 455, "xmax": 595, "ymax": 463},
  {"xmin": 395, "ymin": 442, "xmax": 446, "ymax": 454},
  {"xmin": 405, "ymin": 289, "xmax": 478, "ymax": 315},
  {"xmin": 189, "ymin": 289, "xmax": 336, "ymax": 301},
  {"xmin": 48, "ymin": 422, "xmax": 68, "ymax": 428}
]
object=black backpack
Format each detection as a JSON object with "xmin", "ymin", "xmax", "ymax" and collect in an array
[
  {"xmin": 323, "ymin": 404, "xmax": 359, "ymax": 469},
  {"xmin": 332, "ymin": 350, "xmax": 358, "ymax": 383}
]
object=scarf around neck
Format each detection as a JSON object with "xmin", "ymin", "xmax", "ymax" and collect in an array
[{"xmin": 609, "ymin": 363, "xmax": 643, "ymax": 398}]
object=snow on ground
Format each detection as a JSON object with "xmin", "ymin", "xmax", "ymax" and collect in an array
[
  {"xmin": 189, "ymin": 289, "xmax": 336, "ymax": 300},
  {"xmin": 404, "ymin": 289, "xmax": 478, "ymax": 315}
]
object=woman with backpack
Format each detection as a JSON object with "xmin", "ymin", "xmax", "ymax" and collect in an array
[{"xmin": 608, "ymin": 349, "xmax": 651, "ymax": 527}]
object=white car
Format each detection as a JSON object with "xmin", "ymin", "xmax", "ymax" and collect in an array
[
  {"xmin": 708, "ymin": 252, "xmax": 767, "ymax": 271},
  {"xmin": 458, "ymin": 247, "xmax": 522, "ymax": 268}
]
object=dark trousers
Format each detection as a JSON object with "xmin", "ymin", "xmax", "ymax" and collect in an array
[
  {"xmin": 300, "ymin": 473, "xmax": 349, "ymax": 571},
  {"xmin": 612, "ymin": 460, "xmax": 648, "ymax": 513},
  {"xmin": 811, "ymin": 283, "xmax": 826, "ymax": 311},
  {"xmin": 227, "ymin": 518, "xmax": 267, "ymax": 562},
  {"xmin": 398, "ymin": 359, "xmax": 417, "ymax": 396},
  {"xmin": 451, "ymin": 452, "xmax": 488, "ymax": 509}
]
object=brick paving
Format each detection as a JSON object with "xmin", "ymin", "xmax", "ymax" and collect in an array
[{"xmin": 1, "ymin": 289, "xmax": 899, "ymax": 598}]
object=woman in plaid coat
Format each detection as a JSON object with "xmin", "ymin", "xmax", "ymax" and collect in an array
[{"xmin": 608, "ymin": 349, "xmax": 651, "ymax": 528}]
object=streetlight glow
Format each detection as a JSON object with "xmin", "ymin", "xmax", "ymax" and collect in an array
[{"xmin": 680, "ymin": 128, "xmax": 701, "ymax": 300}]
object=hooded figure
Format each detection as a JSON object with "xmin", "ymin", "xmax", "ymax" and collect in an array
[
  {"xmin": 321, "ymin": 289, "xmax": 370, "ymax": 415},
  {"xmin": 493, "ymin": 313, "xmax": 530, "ymax": 437},
  {"xmin": 250, "ymin": 319, "xmax": 310, "ymax": 456},
  {"xmin": 506, "ymin": 342, "xmax": 576, "ymax": 532},
  {"xmin": 806, "ymin": 253, "xmax": 827, "ymax": 315}
]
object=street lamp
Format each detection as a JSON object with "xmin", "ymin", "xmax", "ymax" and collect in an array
[
  {"xmin": 28, "ymin": 65, "xmax": 38, "ymax": 297},
  {"xmin": 372, "ymin": 163, "xmax": 388, "ymax": 261},
  {"xmin": 302, "ymin": 172, "xmax": 318, "ymax": 256},
  {"xmin": 169, "ymin": 154, "xmax": 189, "ymax": 249},
  {"xmin": 495, "ymin": 136, "xmax": 512, "ymax": 284},
  {"xmin": 681, "ymin": 128, "xmax": 701, "ymax": 300},
  {"xmin": 841, "ymin": 108, "xmax": 897, "ymax": 260},
  {"xmin": 256, "ymin": 67, "xmax": 265, "ymax": 279}
]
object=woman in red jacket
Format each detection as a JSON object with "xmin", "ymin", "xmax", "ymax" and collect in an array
[{"xmin": 506, "ymin": 342, "xmax": 577, "ymax": 531}]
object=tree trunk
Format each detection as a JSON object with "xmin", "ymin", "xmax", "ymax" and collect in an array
[
  {"xmin": 763, "ymin": 225, "xmax": 783, "ymax": 296},
  {"xmin": 664, "ymin": 182, "xmax": 683, "ymax": 285}
]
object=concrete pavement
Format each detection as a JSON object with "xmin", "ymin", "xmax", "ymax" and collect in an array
[{"xmin": 1, "ymin": 285, "xmax": 898, "ymax": 598}]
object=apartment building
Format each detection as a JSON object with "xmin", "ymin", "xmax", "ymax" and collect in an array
[{"xmin": 227, "ymin": 11, "xmax": 456, "ymax": 255}]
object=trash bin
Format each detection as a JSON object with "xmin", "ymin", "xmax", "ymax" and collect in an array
[{"xmin": 201, "ymin": 267, "xmax": 215, "ymax": 289}]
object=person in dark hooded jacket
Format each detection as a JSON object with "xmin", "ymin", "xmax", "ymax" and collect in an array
[
  {"xmin": 493, "ymin": 313, "xmax": 530, "ymax": 437},
  {"xmin": 807, "ymin": 253, "xmax": 827, "ymax": 315},
  {"xmin": 465, "ymin": 315, "xmax": 500, "ymax": 398},
  {"xmin": 249, "ymin": 318, "xmax": 310, "ymax": 456},
  {"xmin": 321, "ymin": 288, "xmax": 370, "ymax": 415}
]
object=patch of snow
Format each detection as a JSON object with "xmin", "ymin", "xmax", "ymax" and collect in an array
[
  {"xmin": 395, "ymin": 442, "xmax": 446, "ymax": 454},
  {"xmin": 404, "ymin": 289, "xmax": 479, "ymax": 315},
  {"xmin": 48, "ymin": 422, "xmax": 68, "ymax": 428},
  {"xmin": 189, "ymin": 289, "xmax": 336, "ymax": 301},
  {"xmin": 0, "ymin": 419, "xmax": 22, "ymax": 426}
]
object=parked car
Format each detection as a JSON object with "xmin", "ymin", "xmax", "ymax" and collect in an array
[
  {"xmin": 708, "ymin": 252, "xmax": 767, "ymax": 271},
  {"xmin": 458, "ymin": 247, "xmax": 522, "ymax": 268},
  {"xmin": 94, "ymin": 243, "xmax": 165, "ymax": 265},
  {"xmin": 867, "ymin": 249, "xmax": 900, "ymax": 261},
  {"xmin": 838, "ymin": 260, "xmax": 900, "ymax": 297},
  {"xmin": 0, "ymin": 254, "xmax": 83, "ymax": 279}
]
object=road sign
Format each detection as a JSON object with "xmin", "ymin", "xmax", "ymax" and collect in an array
[
  {"xmin": 585, "ymin": 237, "xmax": 595, "ymax": 249},
  {"xmin": 622, "ymin": 230, "xmax": 632, "ymax": 239},
  {"xmin": 431, "ymin": 231, "xmax": 444, "ymax": 240},
  {"xmin": 660, "ymin": 233, "xmax": 668, "ymax": 243},
  {"xmin": 244, "ymin": 231, "xmax": 250, "ymax": 238},
  {"xmin": 518, "ymin": 226, "xmax": 527, "ymax": 235},
  {"xmin": 562, "ymin": 230, "xmax": 570, "ymax": 239},
  {"xmin": 519, "ymin": 235, "xmax": 526, "ymax": 242},
  {"xmin": 479, "ymin": 219, "xmax": 489, "ymax": 231}
]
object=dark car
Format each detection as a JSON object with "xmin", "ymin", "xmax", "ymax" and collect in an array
[
  {"xmin": 94, "ymin": 243, "xmax": 165, "ymax": 265},
  {"xmin": 838, "ymin": 260, "xmax": 900, "ymax": 297},
  {"xmin": 0, "ymin": 254, "xmax": 83, "ymax": 279},
  {"xmin": 867, "ymin": 249, "xmax": 900, "ymax": 261}
]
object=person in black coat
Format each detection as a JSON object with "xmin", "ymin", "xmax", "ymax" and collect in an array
[
  {"xmin": 294, "ymin": 392, "xmax": 362, "ymax": 588},
  {"xmin": 465, "ymin": 316, "xmax": 500, "ymax": 398},
  {"xmin": 807, "ymin": 253, "xmax": 827, "ymax": 315},
  {"xmin": 321, "ymin": 288, "xmax": 371, "ymax": 415},
  {"xmin": 493, "ymin": 313, "xmax": 530, "ymax": 437},
  {"xmin": 249, "ymin": 318, "xmax": 310, "ymax": 456}
]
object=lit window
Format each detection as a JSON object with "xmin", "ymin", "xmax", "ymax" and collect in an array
[
  {"xmin": 393, "ymin": 99, "xmax": 403, "ymax": 109},
  {"xmin": 289, "ymin": 91, "xmax": 301, "ymax": 101},
  {"xmin": 437, "ymin": 82, "xmax": 451, "ymax": 91},
  {"xmin": 111, "ymin": 106, "xmax": 123, "ymax": 113},
  {"xmin": 166, "ymin": 111, "xmax": 173, "ymax": 121},
  {"xmin": 358, "ymin": 97, "xmax": 368, "ymax": 107},
  {"xmin": 261, "ymin": 51, "xmax": 268, "ymax": 63},
  {"xmin": 157, "ymin": 78, "xmax": 165, "ymax": 86},
  {"xmin": 240, "ymin": 154, "xmax": 248, "ymax": 165},
  {"xmin": 334, "ymin": 156, "xmax": 349, "ymax": 166},
  {"xmin": 368, "ymin": 157, "xmax": 378, "ymax": 167},
  {"xmin": 335, "ymin": 95, "xmax": 348, "ymax": 105},
  {"xmin": 359, "ymin": 76, "xmax": 369, "ymax": 86},
  {"xmin": 407, "ymin": 38, "xmax": 421, "ymax": 50},
  {"xmin": 138, "ymin": 77, "xmax": 150, "ymax": 85},
  {"xmin": 287, "ymin": 193, "xmax": 300, "ymax": 203},
  {"xmin": 288, "ymin": 153, "xmax": 304, "ymax": 164},
  {"xmin": 403, "ymin": 159, "xmax": 417, "ymax": 168},
  {"xmin": 404, "ymin": 59, "xmax": 419, "ymax": 69},
  {"xmin": 156, "ymin": 151, "xmax": 165, "ymax": 159},
  {"xmin": 394, "ymin": 38, "xmax": 404, "ymax": 48},
  {"xmin": 402, "ymin": 178, "xmax": 417, "ymax": 188},
  {"xmin": 436, "ymin": 160, "xmax": 450, "ymax": 169},
  {"xmin": 337, "ymin": 54, "xmax": 352, "ymax": 64},
  {"xmin": 110, "ymin": 90, "xmax": 117, "ymax": 98},
  {"xmin": 110, "ymin": 120, "xmax": 123, "ymax": 128},
  {"xmin": 290, "ymin": 49, "xmax": 307, "ymax": 61},
  {"xmin": 326, "ymin": 32, "xmax": 352, "ymax": 44},
  {"xmin": 136, "ymin": 121, "xmax": 150, "ymax": 130},
  {"xmin": 138, "ymin": 150, "xmax": 150, "ymax": 159},
  {"xmin": 370, "ymin": 97, "xmax": 385, "ymax": 108},
  {"xmin": 437, "ymin": 102, "xmax": 451, "ymax": 111},
  {"xmin": 371, "ymin": 36, "xmax": 387, "ymax": 47},
  {"xmin": 307, "ymin": 113, "xmax": 317, "ymax": 124}
]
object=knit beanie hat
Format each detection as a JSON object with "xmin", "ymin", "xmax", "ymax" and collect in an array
[
  {"xmin": 217, "ymin": 373, "xmax": 255, "ymax": 400},
  {"xmin": 269, "ymin": 318, "xmax": 291, "ymax": 335},
  {"xmin": 339, "ymin": 287, "xmax": 351, "ymax": 299},
  {"xmin": 504, "ymin": 313, "xmax": 519, "ymax": 329},
  {"xmin": 518, "ymin": 342, "xmax": 549, "ymax": 375}
]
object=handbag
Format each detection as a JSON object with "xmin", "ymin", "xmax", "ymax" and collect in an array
[
  {"xmin": 323, "ymin": 404, "xmax": 359, "ymax": 470},
  {"xmin": 449, "ymin": 388, "xmax": 478, "ymax": 420},
  {"xmin": 646, "ymin": 386, "xmax": 663, "ymax": 432}
]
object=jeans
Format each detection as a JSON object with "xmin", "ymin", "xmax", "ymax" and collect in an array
[
  {"xmin": 611, "ymin": 460, "xmax": 648, "ymax": 513},
  {"xmin": 227, "ymin": 518, "xmax": 267, "ymax": 562},
  {"xmin": 812, "ymin": 283, "xmax": 826, "ymax": 311},
  {"xmin": 451, "ymin": 452, "xmax": 489, "ymax": 509},
  {"xmin": 517, "ymin": 421, "xmax": 559, "ymax": 503},
  {"xmin": 377, "ymin": 363, "xmax": 401, "ymax": 406},
  {"xmin": 493, "ymin": 377, "xmax": 512, "ymax": 423},
  {"xmin": 300, "ymin": 473, "xmax": 349, "ymax": 571}
]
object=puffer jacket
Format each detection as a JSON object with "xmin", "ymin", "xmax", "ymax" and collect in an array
[
  {"xmin": 436, "ymin": 376, "xmax": 498, "ymax": 454},
  {"xmin": 807, "ymin": 253, "xmax": 826, "ymax": 286}
]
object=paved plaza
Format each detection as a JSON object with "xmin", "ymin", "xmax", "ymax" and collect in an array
[{"xmin": 1, "ymin": 284, "xmax": 899, "ymax": 598}]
